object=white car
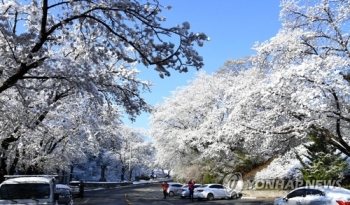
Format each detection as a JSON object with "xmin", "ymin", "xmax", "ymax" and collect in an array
[
  {"xmin": 194, "ymin": 183, "xmax": 242, "ymax": 200},
  {"xmin": 166, "ymin": 182, "xmax": 183, "ymax": 196},
  {"xmin": 56, "ymin": 184, "xmax": 74, "ymax": 205},
  {"xmin": 177, "ymin": 184, "xmax": 202, "ymax": 198},
  {"xmin": 69, "ymin": 181, "xmax": 80, "ymax": 198},
  {"xmin": 274, "ymin": 186, "xmax": 350, "ymax": 205}
]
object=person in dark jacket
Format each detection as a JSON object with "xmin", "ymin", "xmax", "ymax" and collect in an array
[
  {"xmin": 188, "ymin": 179, "xmax": 195, "ymax": 202},
  {"xmin": 79, "ymin": 181, "xmax": 85, "ymax": 199}
]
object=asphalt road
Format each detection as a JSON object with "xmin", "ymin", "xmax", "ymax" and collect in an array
[{"xmin": 73, "ymin": 183, "xmax": 275, "ymax": 205}]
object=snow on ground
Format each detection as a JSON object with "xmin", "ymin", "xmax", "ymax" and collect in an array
[
  {"xmin": 133, "ymin": 178, "xmax": 172, "ymax": 184},
  {"xmin": 255, "ymin": 145, "xmax": 307, "ymax": 180},
  {"xmin": 133, "ymin": 179, "xmax": 156, "ymax": 184}
]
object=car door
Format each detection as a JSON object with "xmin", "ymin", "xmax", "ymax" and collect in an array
[
  {"xmin": 219, "ymin": 185, "xmax": 232, "ymax": 198},
  {"xmin": 213, "ymin": 185, "xmax": 226, "ymax": 198},
  {"xmin": 206, "ymin": 185, "xmax": 218, "ymax": 198},
  {"xmin": 303, "ymin": 189, "xmax": 325, "ymax": 205},
  {"xmin": 284, "ymin": 189, "xmax": 306, "ymax": 205},
  {"xmin": 171, "ymin": 184, "xmax": 182, "ymax": 195}
]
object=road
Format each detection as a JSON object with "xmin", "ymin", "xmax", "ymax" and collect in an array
[{"xmin": 73, "ymin": 183, "xmax": 274, "ymax": 205}]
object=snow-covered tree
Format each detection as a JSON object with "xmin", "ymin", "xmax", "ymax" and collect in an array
[
  {"xmin": 150, "ymin": 65, "xmax": 297, "ymax": 179},
  {"xmin": 220, "ymin": 0, "xmax": 350, "ymax": 181},
  {"xmin": 0, "ymin": 0, "xmax": 208, "ymax": 99},
  {"xmin": 254, "ymin": 145, "xmax": 305, "ymax": 180},
  {"xmin": 5, "ymin": 96, "xmax": 121, "ymax": 175},
  {"xmin": 150, "ymin": 71, "xmax": 232, "ymax": 173},
  {"xmin": 0, "ymin": 0, "xmax": 207, "ymax": 179},
  {"xmin": 240, "ymin": 0, "xmax": 350, "ymax": 157},
  {"xmin": 56, "ymin": 121, "xmax": 154, "ymax": 182},
  {"xmin": 151, "ymin": 0, "xmax": 350, "ymax": 182},
  {"xmin": 112, "ymin": 125, "xmax": 153, "ymax": 181}
]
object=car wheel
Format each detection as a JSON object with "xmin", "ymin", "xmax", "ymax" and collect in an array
[
  {"xmin": 169, "ymin": 191, "xmax": 174, "ymax": 196},
  {"xmin": 236, "ymin": 193, "xmax": 242, "ymax": 199},
  {"xmin": 207, "ymin": 193, "xmax": 214, "ymax": 200},
  {"xmin": 230, "ymin": 193, "xmax": 237, "ymax": 199}
]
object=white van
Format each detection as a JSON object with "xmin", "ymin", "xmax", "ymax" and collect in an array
[{"xmin": 0, "ymin": 175, "xmax": 59, "ymax": 204}]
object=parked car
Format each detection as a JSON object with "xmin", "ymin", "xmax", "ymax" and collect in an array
[
  {"xmin": 194, "ymin": 184, "xmax": 242, "ymax": 200},
  {"xmin": 0, "ymin": 175, "xmax": 59, "ymax": 204},
  {"xmin": 69, "ymin": 181, "xmax": 80, "ymax": 198},
  {"xmin": 56, "ymin": 184, "xmax": 73, "ymax": 205},
  {"xmin": 177, "ymin": 184, "xmax": 202, "ymax": 198},
  {"xmin": 167, "ymin": 182, "xmax": 183, "ymax": 196},
  {"xmin": 274, "ymin": 186, "xmax": 350, "ymax": 205}
]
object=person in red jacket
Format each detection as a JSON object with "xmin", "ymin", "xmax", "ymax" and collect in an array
[
  {"xmin": 188, "ymin": 179, "xmax": 195, "ymax": 202},
  {"xmin": 162, "ymin": 181, "xmax": 169, "ymax": 199}
]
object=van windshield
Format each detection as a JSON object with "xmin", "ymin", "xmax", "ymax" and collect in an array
[{"xmin": 0, "ymin": 184, "xmax": 50, "ymax": 199}]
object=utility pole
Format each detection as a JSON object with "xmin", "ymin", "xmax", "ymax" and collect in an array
[{"xmin": 128, "ymin": 141, "xmax": 132, "ymax": 181}]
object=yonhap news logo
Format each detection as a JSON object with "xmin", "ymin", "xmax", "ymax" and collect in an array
[
  {"xmin": 222, "ymin": 172, "xmax": 343, "ymax": 191},
  {"xmin": 223, "ymin": 172, "xmax": 244, "ymax": 194}
]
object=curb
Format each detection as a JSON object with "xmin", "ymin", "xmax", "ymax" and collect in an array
[{"xmin": 241, "ymin": 196, "xmax": 257, "ymax": 199}]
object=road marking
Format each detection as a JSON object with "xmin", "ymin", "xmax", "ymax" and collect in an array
[
  {"xmin": 125, "ymin": 192, "xmax": 175, "ymax": 205},
  {"xmin": 125, "ymin": 193, "xmax": 132, "ymax": 205},
  {"xmin": 78, "ymin": 198, "xmax": 89, "ymax": 203}
]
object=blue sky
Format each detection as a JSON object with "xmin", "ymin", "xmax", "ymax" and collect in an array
[{"xmin": 124, "ymin": 1, "xmax": 283, "ymax": 130}]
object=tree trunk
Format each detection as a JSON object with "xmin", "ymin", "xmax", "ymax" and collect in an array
[
  {"xmin": 128, "ymin": 169, "xmax": 133, "ymax": 181},
  {"xmin": 121, "ymin": 165, "xmax": 126, "ymax": 181},
  {"xmin": 99, "ymin": 165, "xmax": 106, "ymax": 182},
  {"xmin": 0, "ymin": 157, "xmax": 7, "ymax": 183},
  {"xmin": 69, "ymin": 165, "xmax": 74, "ymax": 182},
  {"xmin": 167, "ymin": 169, "xmax": 171, "ymax": 178},
  {"xmin": 25, "ymin": 164, "xmax": 44, "ymax": 175}
]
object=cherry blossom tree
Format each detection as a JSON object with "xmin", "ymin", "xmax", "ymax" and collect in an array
[
  {"xmin": 150, "ymin": 72, "xmax": 228, "ymax": 173},
  {"xmin": 151, "ymin": 0, "xmax": 350, "ymax": 181},
  {"xmin": 4, "ymin": 95, "xmax": 120, "ymax": 175},
  {"xmin": 244, "ymin": 0, "xmax": 350, "ymax": 157},
  {"xmin": 0, "ymin": 0, "xmax": 208, "ymax": 117},
  {"xmin": 149, "ymin": 67, "xmax": 293, "ymax": 178},
  {"xmin": 0, "ymin": 0, "xmax": 207, "ymax": 179},
  {"xmin": 111, "ymin": 125, "xmax": 154, "ymax": 181}
]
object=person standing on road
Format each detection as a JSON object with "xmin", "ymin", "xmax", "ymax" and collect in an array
[
  {"xmin": 162, "ymin": 181, "xmax": 169, "ymax": 199},
  {"xmin": 79, "ymin": 181, "xmax": 85, "ymax": 199},
  {"xmin": 188, "ymin": 179, "xmax": 195, "ymax": 202}
]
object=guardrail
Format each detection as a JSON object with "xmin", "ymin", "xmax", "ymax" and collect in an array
[
  {"xmin": 83, "ymin": 182, "xmax": 133, "ymax": 189},
  {"xmin": 73, "ymin": 178, "xmax": 172, "ymax": 191}
]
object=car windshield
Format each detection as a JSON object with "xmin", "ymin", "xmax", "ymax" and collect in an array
[
  {"xmin": 69, "ymin": 182, "xmax": 79, "ymax": 186},
  {"xmin": 0, "ymin": 184, "xmax": 50, "ymax": 199},
  {"xmin": 56, "ymin": 189, "xmax": 70, "ymax": 195}
]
